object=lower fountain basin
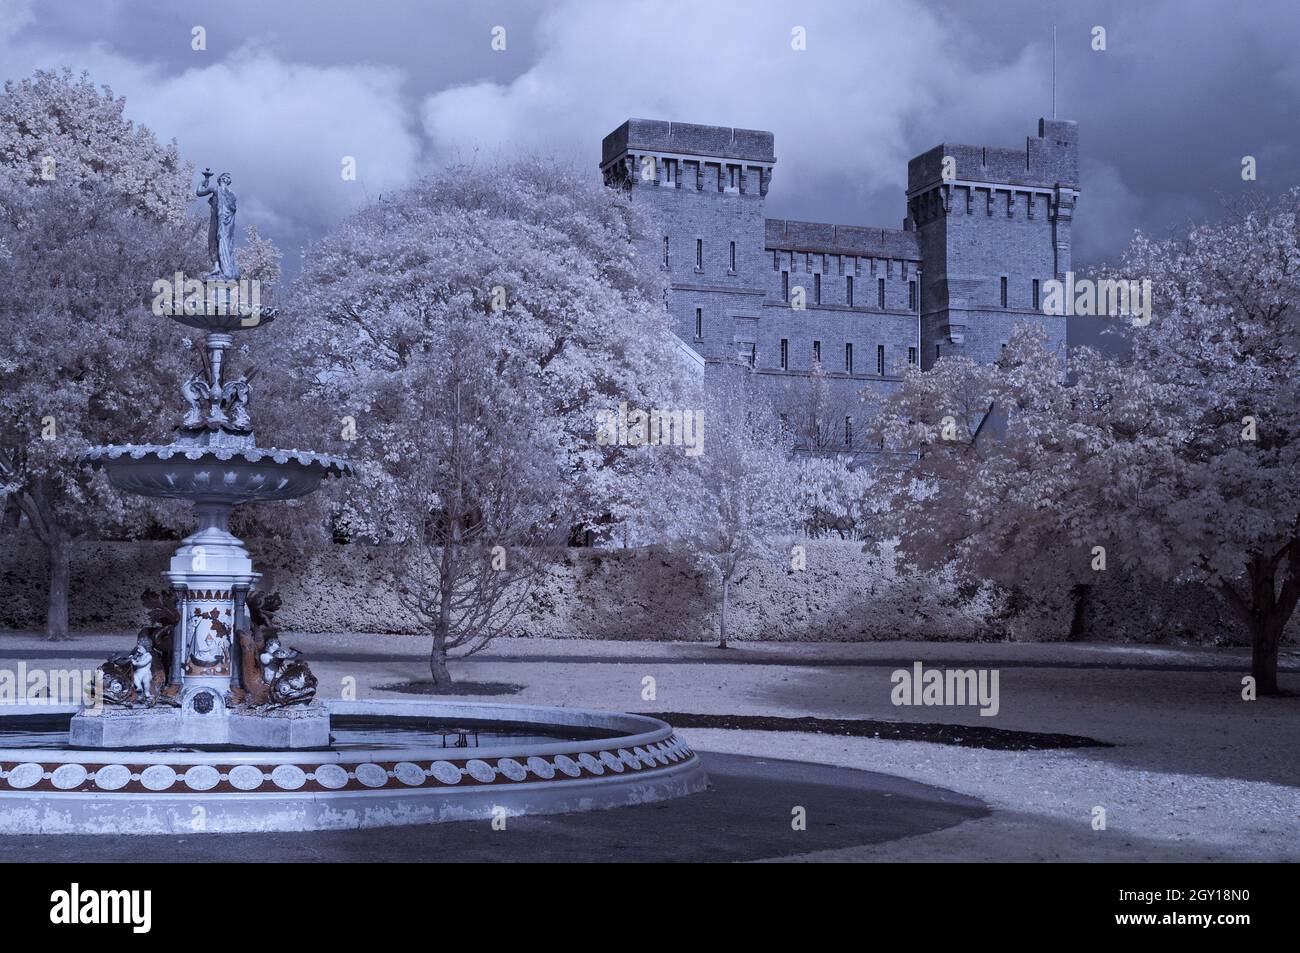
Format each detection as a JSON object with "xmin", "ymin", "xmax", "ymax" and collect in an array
[{"xmin": 0, "ymin": 701, "xmax": 706, "ymax": 834}]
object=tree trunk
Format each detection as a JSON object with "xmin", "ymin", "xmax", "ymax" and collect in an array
[
  {"xmin": 45, "ymin": 531, "xmax": 71, "ymax": 641},
  {"xmin": 1238, "ymin": 548, "xmax": 1299, "ymax": 697},
  {"xmin": 1067, "ymin": 583, "xmax": 1091, "ymax": 642},
  {"xmin": 429, "ymin": 638, "xmax": 453, "ymax": 691},
  {"xmin": 718, "ymin": 575, "xmax": 730, "ymax": 649},
  {"xmin": 1249, "ymin": 616, "xmax": 1282, "ymax": 696}
]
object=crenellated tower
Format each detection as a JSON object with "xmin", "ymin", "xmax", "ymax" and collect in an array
[
  {"xmin": 602, "ymin": 120, "xmax": 774, "ymax": 369},
  {"xmin": 907, "ymin": 118, "xmax": 1079, "ymax": 369}
]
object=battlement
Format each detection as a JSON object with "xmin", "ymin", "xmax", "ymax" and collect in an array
[
  {"xmin": 907, "ymin": 118, "xmax": 1078, "ymax": 195},
  {"xmin": 602, "ymin": 119, "xmax": 775, "ymax": 168},
  {"xmin": 765, "ymin": 219, "xmax": 920, "ymax": 261}
]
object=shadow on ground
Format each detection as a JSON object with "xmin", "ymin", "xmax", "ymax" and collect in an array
[{"xmin": 0, "ymin": 752, "xmax": 986, "ymax": 862}]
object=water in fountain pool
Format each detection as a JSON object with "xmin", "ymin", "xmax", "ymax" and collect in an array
[{"xmin": 0, "ymin": 713, "xmax": 625, "ymax": 752}]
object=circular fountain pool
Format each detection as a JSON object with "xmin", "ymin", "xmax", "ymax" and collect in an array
[{"xmin": 0, "ymin": 701, "xmax": 706, "ymax": 834}]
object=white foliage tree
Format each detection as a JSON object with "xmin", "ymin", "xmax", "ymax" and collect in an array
[
  {"xmin": 634, "ymin": 375, "xmax": 801, "ymax": 648},
  {"xmin": 793, "ymin": 455, "xmax": 879, "ymax": 539},
  {"xmin": 0, "ymin": 69, "xmax": 192, "ymax": 224},
  {"xmin": 0, "ymin": 179, "xmax": 202, "ymax": 640},
  {"xmin": 290, "ymin": 158, "xmax": 685, "ymax": 547},
  {"xmin": 288, "ymin": 159, "xmax": 684, "ymax": 678},
  {"xmin": 387, "ymin": 311, "xmax": 567, "ymax": 689},
  {"xmin": 873, "ymin": 189, "xmax": 1300, "ymax": 691}
]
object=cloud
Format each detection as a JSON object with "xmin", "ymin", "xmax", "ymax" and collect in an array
[
  {"xmin": 123, "ymin": 50, "xmax": 422, "ymax": 233},
  {"xmin": 4, "ymin": 0, "xmax": 1299, "ymax": 275},
  {"xmin": 421, "ymin": 0, "xmax": 1050, "ymax": 221},
  {"xmin": 1074, "ymin": 158, "xmax": 1141, "ymax": 266},
  {"xmin": 0, "ymin": 0, "xmax": 35, "ymax": 42},
  {"xmin": 0, "ymin": 21, "xmax": 424, "ymax": 270}
]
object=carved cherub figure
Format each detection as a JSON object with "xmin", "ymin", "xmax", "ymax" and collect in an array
[
  {"xmin": 258, "ymin": 636, "xmax": 297, "ymax": 685},
  {"xmin": 127, "ymin": 635, "xmax": 155, "ymax": 703},
  {"xmin": 258, "ymin": 635, "xmax": 318, "ymax": 708}
]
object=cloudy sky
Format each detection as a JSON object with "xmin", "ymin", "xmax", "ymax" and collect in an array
[{"xmin": 3, "ymin": 0, "xmax": 1297, "ymax": 286}]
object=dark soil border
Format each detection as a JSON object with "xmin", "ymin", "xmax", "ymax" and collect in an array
[
  {"xmin": 647, "ymin": 712, "xmax": 1111, "ymax": 751},
  {"xmin": 375, "ymin": 680, "xmax": 524, "ymax": 697}
]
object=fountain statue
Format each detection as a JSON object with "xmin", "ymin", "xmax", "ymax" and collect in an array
[
  {"xmin": 196, "ymin": 169, "xmax": 240, "ymax": 281},
  {"xmin": 74, "ymin": 169, "xmax": 351, "ymax": 747}
]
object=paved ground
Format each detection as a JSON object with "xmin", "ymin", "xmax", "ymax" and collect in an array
[
  {"xmin": 2, "ymin": 632, "xmax": 1297, "ymax": 861},
  {"xmin": 0, "ymin": 752, "xmax": 986, "ymax": 862}
]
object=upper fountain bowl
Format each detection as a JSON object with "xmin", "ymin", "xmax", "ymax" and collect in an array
[
  {"xmin": 166, "ymin": 306, "xmax": 279, "ymax": 335},
  {"xmin": 80, "ymin": 443, "xmax": 351, "ymax": 504}
]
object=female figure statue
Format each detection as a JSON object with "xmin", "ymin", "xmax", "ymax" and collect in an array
[{"xmin": 197, "ymin": 170, "xmax": 241, "ymax": 280}]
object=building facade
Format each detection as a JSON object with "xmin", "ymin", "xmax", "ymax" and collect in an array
[{"xmin": 601, "ymin": 117, "xmax": 1079, "ymax": 449}]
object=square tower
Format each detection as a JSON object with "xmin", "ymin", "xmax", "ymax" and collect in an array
[
  {"xmin": 602, "ymin": 120, "xmax": 774, "ymax": 368},
  {"xmin": 908, "ymin": 118, "xmax": 1079, "ymax": 369}
]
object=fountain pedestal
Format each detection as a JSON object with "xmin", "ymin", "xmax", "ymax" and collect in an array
[
  {"xmin": 68, "ymin": 703, "xmax": 330, "ymax": 748},
  {"xmin": 164, "ymin": 501, "xmax": 256, "ymax": 704},
  {"xmin": 68, "ymin": 497, "xmax": 331, "ymax": 748}
]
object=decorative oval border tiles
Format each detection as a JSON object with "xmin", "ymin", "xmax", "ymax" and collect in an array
[{"xmin": 0, "ymin": 736, "xmax": 696, "ymax": 797}]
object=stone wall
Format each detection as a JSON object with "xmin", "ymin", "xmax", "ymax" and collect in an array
[{"xmin": 0, "ymin": 536, "xmax": 1268, "ymax": 645}]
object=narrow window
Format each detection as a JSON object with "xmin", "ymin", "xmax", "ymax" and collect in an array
[
  {"xmin": 780, "ymin": 338, "xmax": 789, "ymax": 370},
  {"xmin": 844, "ymin": 416, "xmax": 853, "ymax": 447},
  {"xmin": 877, "ymin": 344, "xmax": 885, "ymax": 375},
  {"xmin": 773, "ymin": 249, "xmax": 779, "ymax": 271},
  {"xmin": 812, "ymin": 340, "xmax": 821, "ymax": 364},
  {"xmin": 695, "ymin": 308, "xmax": 703, "ymax": 340},
  {"xmin": 1000, "ymin": 276, "xmax": 1008, "ymax": 308},
  {"xmin": 814, "ymin": 273, "xmax": 821, "ymax": 304},
  {"xmin": 908, "ymin": 346, "xmax": 917, "ymax": 366},
  {"xmin": 909, "ymin": 280, "xmax": 917, "ymax": 311},
  {"xmin": 663, "ymin": 236, "xmax": 669, "ymax": 268},
  {"xmin": 696, "ymin": 238, "xmax": 703, "ymax": 269},
  {"xmin": 845, "ymin": 342, "xmax": 854, "ymax": 374},
  {"xmin": 1032, "ymin": 278, "xmax": 1040, "ymax": 311},
  {"xmin": 878, "ymin": 278, "xmax": 886, "ymax": 310},
  {"xmin": 729, "ymin": 241, "xmax": 737, "ymax": 272},
  {"xmin": 782, "ymin": 271, "xmax": 789, "ymax": 301},
  {"xmin": 846, "ymin": 276, "xmax": 854, "ymax": 307},
  {"xmin": 729, "ymin": 165, "xmax": 738, "ymax": 188}
]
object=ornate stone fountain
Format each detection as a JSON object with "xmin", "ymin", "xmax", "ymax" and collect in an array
[
  {"xmin": 74, "ymin": 170, "xmax": 350, "ymax": 747},
  {"xmin": 0, "ymin": 171, "xmax": 705, "ymax": 834}
]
